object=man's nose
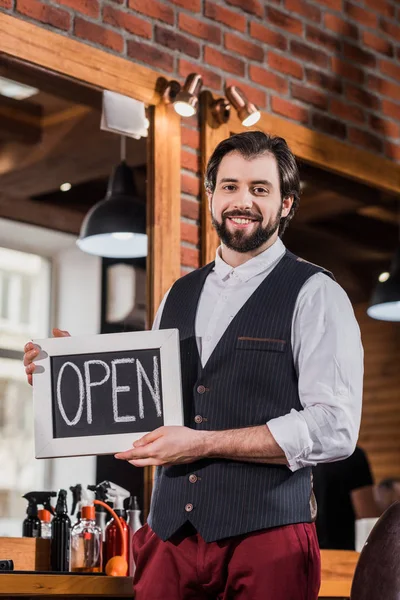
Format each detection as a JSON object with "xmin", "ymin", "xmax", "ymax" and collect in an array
[{"xmin": 233, "ymin": 191, "xmax": 253, "ymax": 209}]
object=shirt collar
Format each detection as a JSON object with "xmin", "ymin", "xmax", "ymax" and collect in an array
[{"xmin": 214, "ymin": 237, "xmax": 286, "ymax": 283}]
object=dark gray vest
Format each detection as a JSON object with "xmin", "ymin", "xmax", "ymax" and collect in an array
[{"xmin": 148, "ymin": 250, "xmax": 332, "ymax": 542}]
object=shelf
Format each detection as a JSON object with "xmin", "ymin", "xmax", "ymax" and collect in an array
[{"xmin": 0, "ymin": 574, "xmax": 134, "ymax": 598}]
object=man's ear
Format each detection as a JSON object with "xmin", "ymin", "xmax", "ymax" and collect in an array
[
  {"xmin": 206, "ymin": 188, "xmax": 213, "ymax": 212},
  {"xmin": 282, "ymin": 196, "xmax": 294, "ymax": 218}
]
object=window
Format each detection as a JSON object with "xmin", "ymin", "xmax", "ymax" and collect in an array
[{"xmin": 0, "ymin": 247, "xmax": 50, "ymax": 535}]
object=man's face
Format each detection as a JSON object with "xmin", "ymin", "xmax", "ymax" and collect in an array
[{"xmin": 207, "ymin": 151, "xmax": 293, "ymax": 253}]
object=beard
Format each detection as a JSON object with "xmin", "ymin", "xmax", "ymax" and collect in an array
[{"xmin": 211, "ymin": 205, "xmax": 282, "ymax": 253}]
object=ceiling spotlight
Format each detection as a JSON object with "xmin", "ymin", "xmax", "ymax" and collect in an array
[
  {"xmin": 379, "ymin": 272, "xmax": 390, "ymax": 283},
  {"xmin": 173, "ymin": 74, "xmax": 203, "ymax": 118},
  {"xmin": 225, "ymin": 85, "xmax": 260, "ymax": 127},
  {"xmin": 60, "ymin": 182, "xmax": 72, "ymax": 192}
]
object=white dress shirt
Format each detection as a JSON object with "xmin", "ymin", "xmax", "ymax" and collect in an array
[{"xmin": 153, "ymin": 238, "xmax": 363, "ymax": 472}]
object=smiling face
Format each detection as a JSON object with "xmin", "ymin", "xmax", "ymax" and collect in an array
[{"xmin": 207, "ymin": 151, "xmax": 293, "ymax": 259}]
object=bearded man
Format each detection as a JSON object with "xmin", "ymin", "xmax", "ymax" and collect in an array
[{"xmin": 24, "ymin": 131, "xmax": 363, "ymax": 600}]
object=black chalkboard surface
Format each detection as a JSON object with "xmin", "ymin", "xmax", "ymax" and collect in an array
[
  {"xmin": 51, "ymin": 348, "xmax": 163, "ymax": 439},
  {"xmin": 33, "ymin": 329, "xmax": 182, "ymax": 458}
]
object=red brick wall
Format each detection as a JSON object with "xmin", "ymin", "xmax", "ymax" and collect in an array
[{"xmin": 2, "ymin": 0, "xmax": 400, "ymax": 270}]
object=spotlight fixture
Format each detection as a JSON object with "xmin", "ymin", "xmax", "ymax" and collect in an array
[
  {"xmin": 173, "ymin": 73, "xmax": 203, "ymax": 117},
  {"xmin": 60, "ymin": 182, "xmax": 72, "ymax": 192},
  {"xmin": 367, "ymin": 246, "xmax": 400, "ymax": 322},
  {"xmin": 225, "ymin": 85, "xmax": 260, "ymax": 127},
  {"xmin": 211, "ymin": 98, "xmax": 231, "ymax": 125},
  {"xmin": 77, "ymin": 137, "xmax": 147, "ymax": 259}
]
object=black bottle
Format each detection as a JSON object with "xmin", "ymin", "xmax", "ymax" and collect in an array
[
  {"xmin": 22, "ymin": 494, "xmax": 41, "ymax": 538},
  {"xmin": 51, "ymin": 489, "xmax": 71, "ymax": 572}
]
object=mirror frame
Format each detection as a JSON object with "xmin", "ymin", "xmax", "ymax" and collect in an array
[{"xmin": 0, "ymin": 12, "xmax": 181, "ymax": 517}]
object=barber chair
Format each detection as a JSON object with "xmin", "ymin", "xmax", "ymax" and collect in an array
[{"xmin": 351, "ymin": 501, "xmax": 400, "ymax": 599}]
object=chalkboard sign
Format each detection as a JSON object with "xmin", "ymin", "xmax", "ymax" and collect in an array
[{"xmin": 32, "ymin": 329, "xmax": 182, "ymax": 458}]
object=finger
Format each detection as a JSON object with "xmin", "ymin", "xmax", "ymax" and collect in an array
[
  {"xmin": 128, "ymin": 458, "xmax": 166, "ymax": 467},
  {"xmin": 23, "ymin": 348, "xmax": 39, "ymax": 366},
  {"xmin": 53, "ymin": 328, "xmax": 71, "ymax": 337},
  {"xmin": 133, "ymin": 427, "xmax": 164, "ymax": 447},
  {"xmin": 115, "ymin": 444, "xmax": 154, "ymax": 461},
  {"xmin": 24, "ymin": 342, "xmax": 38, "ymax": 353},
  {"xmin": 25, "ymin": 363, "xmax": 36, "ymax": 375},
  {"xmin": 27, "ymin": 373, "xmax": 33, "ymax": 386}
]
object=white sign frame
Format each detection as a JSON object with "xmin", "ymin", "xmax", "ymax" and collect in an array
[{"xmin": 32, "ymin": 329, "xmax": 183, "ymax": 458}]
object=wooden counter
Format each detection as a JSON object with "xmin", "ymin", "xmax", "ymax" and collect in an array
[
  {"xmin": 0, "ymin": 550, "xmax": 359, "ymax": 599},
  {"xmin": 0, "ymin": 574, "xmax": 133, "ymax": 598},
  {"xmin": 319, "ymin": 550, "xmax": 359, "ymax": 599}
]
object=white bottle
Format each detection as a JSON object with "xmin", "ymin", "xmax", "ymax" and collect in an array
[
  {"xmin": 38, "ymin": 509, "xmax": 52, "ymax": 539},
  {"xmin": 126, "ymin": 496, "xmax": 142, "ymax": 576},
  {"xmin": 127, "ymin": 496, "xmax": 142, "ymax": 533}
]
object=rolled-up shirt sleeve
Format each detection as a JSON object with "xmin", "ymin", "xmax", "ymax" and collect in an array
[{"xmin": 267, "ymin": 272, "xmax": 363, "ymax": 472}]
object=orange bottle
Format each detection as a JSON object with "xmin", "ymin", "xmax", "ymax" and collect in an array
[{"xmin": 103, "ymin": 483, "xmax": 130, "ymax": 570}]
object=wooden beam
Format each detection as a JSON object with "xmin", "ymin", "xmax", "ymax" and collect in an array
[
  {"xmin": 0, "ymin": 192, "xmax": 83, "ymax": 234},
  {"xmin": 0, "ymin": 12, "xmax": 162, "ymax": 105},
  {"xmin": 144, "ymin": 102, "xmax": 181, "ymax": 519},
  {"xmin": 201, "ymin": 93, "xmax": 400, "ymax": 265},
  {"xmin": 0, "ymin": 94, "xmax": 42, "ymax": 143}
]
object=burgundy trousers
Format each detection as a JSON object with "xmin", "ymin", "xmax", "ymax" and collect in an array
[{"xmin": 132, "ymin": 522, "xmax": 321, "ymax": 600}]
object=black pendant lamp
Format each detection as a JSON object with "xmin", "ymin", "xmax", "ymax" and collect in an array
[
  {"xmin": 367, "ymin": 245, "xmax": 400, "ymax": 322},
  {"xmin": 77, "ymin": 137, "xmax": 147, "ymax": 258}
]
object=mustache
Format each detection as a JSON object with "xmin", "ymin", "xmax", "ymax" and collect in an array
[{"xmin": 222, "ymin": 209, "xmax": 262, "ymax": 221}]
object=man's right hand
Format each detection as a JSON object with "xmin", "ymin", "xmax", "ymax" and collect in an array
[{"xmin": 23, "ymin": 328, "xmax": 70, "ymax": 386}]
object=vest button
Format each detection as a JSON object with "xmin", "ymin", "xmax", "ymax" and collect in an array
[
  {"xmin": 194, "ymin": 415, "xmax": 203, "ymax": 424},
  {"xmin": 189, "ymin": 474, "xmax": 198, "ymax": 484},
  {"xmin": 185, "ymin": 503, "xmax": 194, "ymax": 512},
  {"xmin": 197, "ymin": 385, "xmax": 206, "ymax": 394}
]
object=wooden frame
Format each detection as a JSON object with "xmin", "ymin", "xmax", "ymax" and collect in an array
[
  {"xmin": 0, "ymin": 12, "xmax": 181, "ymax": 515},
  {"xmin": 32, "ymin": 329, "xmax": 182, "ymax": 458},
  {"xmin": 201, "ymin": 91, "xmax": 400, "ymax": 265}
]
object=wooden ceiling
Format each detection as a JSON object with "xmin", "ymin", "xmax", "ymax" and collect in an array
[
  {"xmin": 0, "ymin": 55, "xmax": 146, "ymax": 235},
  {"xmin": 285, "ymin": 161, "xmax": 399, "ymax": 304}
]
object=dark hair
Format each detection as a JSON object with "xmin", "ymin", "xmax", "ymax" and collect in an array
[{"xmin": 204, "ymin": 131, "xmax": 301, "ymax": 236}]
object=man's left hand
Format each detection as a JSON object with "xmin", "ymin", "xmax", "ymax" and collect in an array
[{"xmin": 114, "ymin": 426, "xmax": 208, "ymax": 467}]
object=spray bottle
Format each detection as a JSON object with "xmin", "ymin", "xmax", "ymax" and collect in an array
[
  {"xmin": 70, "ymin": 484, "xmax": 83, "ymax": 524},
  {"xmin": 88, "ymin": 481, "xmax": 109, "ymax": 542},
  {"xmin": 104, "ymin": 482, "xmax": 130, "ymax": 570},
  {"xmin": 70, "ymin": 488, "xmax": 102, "ymax": 573},
  {"xmin": 51, "ymin": 489, "xmax": 71, "ymax": 572},
  {"xmin": 22, "ymin": 494, "xmax": 41, "ymax": 538},
  {"xmin": 31, "ymin": 491, "xmax": 57, "ymax": 515},
  {"xmin": 126, "ymin": 496, "xmax": 142, "ymax": 576}
]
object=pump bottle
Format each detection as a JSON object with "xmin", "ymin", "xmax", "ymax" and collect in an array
[
  {"xmin": 38, "ymin": 509, "xmax": 52, "ymax": 539},
  {"xmin": 51, "ymin": 489, "xmax": 71, "ymax": 572},
  {"xmin": 88, "ymin": 482, "xmax": 109, "ymax": 542},
  {"xmin": 104, "ymin": 482, "xmax": 130, "ymax": 570}
]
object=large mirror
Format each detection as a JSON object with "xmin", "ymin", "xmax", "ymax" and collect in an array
[
  {"xmin": 0, "ymin": 18, "xmax": 181, "ymax": 534},
  {"xmin": 201, "ymin": 97, "xmax": 400, "ymax": 556}
]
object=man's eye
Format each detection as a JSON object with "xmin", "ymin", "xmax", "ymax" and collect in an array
[
  {"xmin": 253, "ymin": 187, "xmax": 268, "ymax": 194},
  {"xmin": 222, "ymin": 185, "xmax": 237, "ymax": 191}
]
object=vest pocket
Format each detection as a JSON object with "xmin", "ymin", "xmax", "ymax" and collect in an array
[{"xmin": 236, "ymin": 337, "xmax": 287, "ymax": 352}]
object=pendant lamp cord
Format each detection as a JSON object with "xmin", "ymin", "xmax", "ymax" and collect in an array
[{"xmin": 120, "ymin": 135, "xmax": 127, "ymax": 162}]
